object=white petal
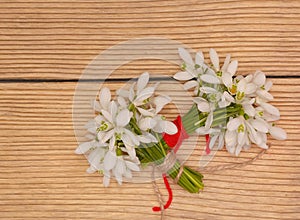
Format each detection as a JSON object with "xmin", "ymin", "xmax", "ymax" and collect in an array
[
  {"xmin": 237, "ymin": 131, "xmax": 246, "ymax": 146},
  {"xmin": 245, "ymin": 83, "xmax": 257, "ymax": 94},
  {"xmin": 237, "ymin": 78, "xmax": 246, "ymax": 93},
  {"xmin": 109, "ymin": 101, "xmax": 118, "ymax": 119},
  {"xmin": 200, "ymin": 74, "xmax": 220, "ymax": 84},
  {"xmin": 109, "ymin": 134, "xmax": 116, "ymax": 151},
  {"xmin": 178, "ymin": 47, "xmax": 194, "ymax": 65},
  {"xmin": 196, "ymin": 127, "xmax": 209, "ymax": 135},
  {"xmin": 195, "ymin": 51, "xmax": 204, "ymax": 64},
  {"xmin": 94, "ymin": 115, "xmax": 104, "ymax": 124},
  {"xmin": 227, "ymin": 117, "xmax": 241, "ymax": 131},
  {"xmin": 125, "ymin": 160, "xmax": 140, "ymax": 171},
  {"xmin": 223, "ymin": 91, "xmax": 235, "ymax": 103},
  {"xmin": 138, "ymin": 117, "xmax": 157, "ymax": 130},
  {"xmin": 124, "ymin": 129, "xmax": 140, "ymax": 145},
  {"xmin": 102, "ymin": 129, "xmax": 115, "ymax": 143},
  {"xmin": 235, "ymin": 145, "xmax": 242, "ymax": 156},
  {"xmin": 205, "ymin": 112, "xmax": 213, "ymax": 129},
  {"xmin": 121, "ymin": 134, "xmax": 135, "ymax": 149},
  {"xmin": 225, "ymin": 130, "xmax": 237, "ymax": 154},
  {"xmin": 257, "ymin": 89, "xmax": 274, "ymax": 101},
  {"xmin": 227, "ymin": 60, "xmax": 238, "ymax": 76},
  {"xmin": 183, "ymin": 80, "xmax": 198, "ymax": 90},
  {"xmin": 154, "ymin": 95, "xmax": 171, "ymax": 113},
  {"xmin": 260, "ymin": 102, "xmax": 280, "ymax": 117},
  {"xmin": 138, "ymin": 134, "xmax": 152, "ymax": 143},
  {"xmin": 125, "ymin": 148, "xmax": 137, "ymax": 160},
  {"xmin": 139, "ymin": 132, "xmax": 158, "ymax": 143},
  {"xmin": 200, "ymin": 86, "xmax": 218, "ymax": 94},
  {"xmin": 92, "ymin": 100, "xmax": 102, "ymax": 112},
  {"xmin": 209, "ymin": 48, "xmax": 220, "ymax": 70},
  {"xmin": 75, "ymin": 142, "xmax": 93, "ymax": 154},
  {"xmin": 222, "ymin": 72, "xmax": 233, "ymax": 88},
  {"xmin": 99, "ymin": 87, "xmax": 111, "ymax": 110},
  {"xmin": 115, "ymin": 158, "xmax": 126, "ymax": 175},
  {"xmin": 245, "ymin": 121, "xmax": 260, "ymax": 144},
  {"xmin": 243, "ymin": 104, "xmax": 255, "ymax": 117},
  {"xmin": 269, "ymin": 126, "xmax": 287, "ymax": 140},
  {"xmin": 103, "ymin": 151, "xmax": 117, "ymax": 171},
  {"xmin": 101, "ymin": 110, "xmax": 113, "ymax": 124},
  {"xmin": 129, "ymin": 83, "xmax": 135, "ymax": 102},
  {"xmin": 103, "ymin": 173, "xmax": 111, "ymax": 187},
  {"xmin": 218, "ymin": 100, "xmax": 230, "ymax": 108},
  {"xmin": 135, "ymin": 87, "xmax": 155, "ymax": 104},
  {"xmin": 258, "ymin": 142, "xmax": 268, "ymax": 149},
  {"xmin": 209, "ymin": 134, "xmax": 218, "ymax": 149},
  {"xmin": 116, "ymin": 88, "xmax": 129, "ymax": 98},
  {"xmin": 195, "ymin": 100, "xmax": 210, "ymax": 113},
  {"xmin": 137, "ymin": 72, "xmax": 149, "ymax": 93},
  {"xmin": 173, "ymin": 71, "xmax": 194, "ymax": 81},
  {"xmin": 137, "ymin": 107, "xmax": 155, "ymax": 117},
  {"xmin": 160, "ymin": 120, "xmax": 178, "ymax": 134},
  {"xmin": 117, "ymin": 96, "xmax": 127, "ymax": 108},
  {"xmin": 87, "ymin": 148, "xmax": 104, "ymax": 169},
  {"xmin": 251, "ymin": 118, "xmax": 269, "ymax": 133},
  {"xmin": 116, "ymin": 109, "xmax": 131, "ymax": 127},
  {"xmin": 217, "ymin": 132, "xmax": 225, "ymax": 150},
  {"xmin": 221, "ymin": 54, "xmax": 231, "ymax": 72},
  {"xmin": 253, "ymin": 71, "xmax": 266, "ymax": 87},
  {"xmin": 86, "ymin": 166, "xmax": 97, "ymax": 174},
  {"xmin": 265, "ymin": 80, "xmax": 273, "ymax": 91},
  {"xmin": 124, "ymin": 168, "xmax": 132, "ymax": 179},
  {"xmin": 245, "ymin": 74, "xmax": 253, "ymax": 83}
]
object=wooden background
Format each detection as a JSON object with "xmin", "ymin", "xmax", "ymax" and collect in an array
[{"xmin": 0, "ymin": 0, "xmax": 300, "ymax": 219}]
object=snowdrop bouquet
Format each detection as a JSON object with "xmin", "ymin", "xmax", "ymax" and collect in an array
[
  {"xmin": 76, "ymin": 72, "xmax": 204, "ymax": 193},
  {"xmin": 173, "ymin": 48, "xmax": 287, "ymax": 156},
  {"xmin": 75, "ymin": 47, "xmax": 287, "ymax": 197}
]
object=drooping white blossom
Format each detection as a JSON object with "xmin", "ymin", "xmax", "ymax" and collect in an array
[
  {"xmin": 76, "ymin": 72, "xmax": 178, "ymax": 186},
  {"xmin": 174, "ymin": 48, "xmax": 287, "ymax": 156}
]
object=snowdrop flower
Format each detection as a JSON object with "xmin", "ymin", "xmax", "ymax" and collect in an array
[
  {"xmin": 102, "ymin": 151, "xmax": 140, "ymax": 186},
  {"xmin": 252, "ymin": 71, "xmax": 274, "ymax": 101},
  {"xmin": 75, "ymin": 140, "xmax": 109, "ymax": 177},
  {"xmin": 95, "ymin": 96, "xmax": 139, "ymax": 159},
  {"xmin": 93, "ymin": 87, "xmax": 112, "ymax": 112},
  {"xmin": 174, "ymin": 48, "xmax": 217, "ymax": 93},
  {"xmin": 151, "ymin": 115, "xmax": 178, "ymax": 134},
  {"xmin": 225, "ymin": 116, "xmax": 252, "ymax": 155},
  {"xmin": 269, "ymin": 125, "xmax": 287, "ymax": 140},
  {"xmin": 173, "ymin": 48, "xmax": 205, "ymax": 81},
  {"xmin": 117, "ymin": 72, "xmax": 172, "ymax": 116},
  {"xmin": 194, "ymin": 97, "xmax": 215, "ymax": 129},
  {"xmin": 117, "ymin": 72, "xmax": 155, "ymax": 107},
  {"xmin": 173, "ymin": 47, "xmax": 287, "ymax": 156}
]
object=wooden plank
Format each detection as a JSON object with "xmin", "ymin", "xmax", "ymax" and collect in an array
[
  {"xmin": 0, "ymin": 79, "xmax": 299, "ymax": 219},
  {"xmin": 0, "ymin": 0, "xmax": 300, "ymax": 79}
]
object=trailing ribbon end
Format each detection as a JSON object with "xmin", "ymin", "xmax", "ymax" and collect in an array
[{"xmin": 152, "ymin": 174, "xmax": 173, "ymax": 212}]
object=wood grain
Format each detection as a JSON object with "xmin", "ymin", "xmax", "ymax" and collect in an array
[
  {"xmin": 0, "ymin": 0, "xmax": 300, "ymax": 79},
  {"xmin": 0, "ymin": 79, "xmax": 299, "ymax": 219},
  {"xmin": 0, "ymin": 0, "xmax": 299, "ymax": 220}
]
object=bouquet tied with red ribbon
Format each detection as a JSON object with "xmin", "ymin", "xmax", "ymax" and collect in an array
[{"xmin": 75, "ymin": 48, "xmax": 287, "ymax": 213}]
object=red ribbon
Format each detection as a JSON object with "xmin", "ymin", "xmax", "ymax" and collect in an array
[
  {"xmin": 163, "ymin": 116, "xmax": 189, "ymax": 153},
  {"xmin": 152, "ymin": 116, "xmax": 189, "ymax": 212},
  {"xmin": 152, "ymin": 174, "xmax": 173, "ymax": 212},
  {"xmin": 205, "ymin": 134, "xmax": 211, "ymax": 155}
]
